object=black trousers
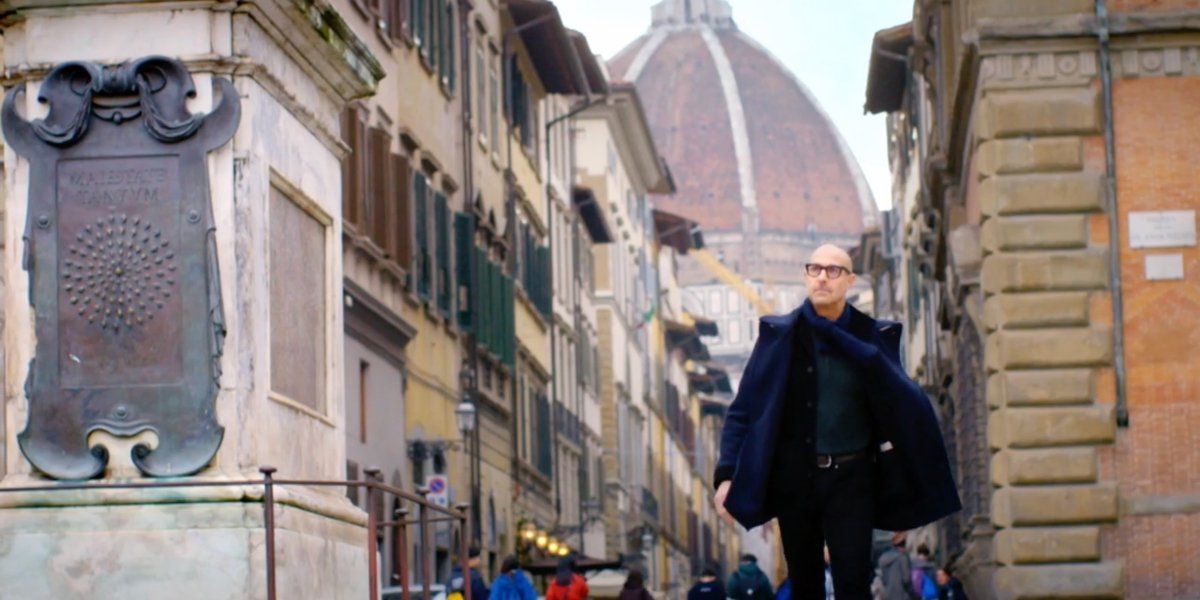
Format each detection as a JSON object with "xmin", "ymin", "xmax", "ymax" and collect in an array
[{"xmin": 776, "ymin": 457, "xmax": 874, "ymax": 600}]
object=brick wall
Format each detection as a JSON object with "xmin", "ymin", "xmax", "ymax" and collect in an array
[{"xmin": 1098, "ymin": 76, "xmax": 1200, "ymax": 599}]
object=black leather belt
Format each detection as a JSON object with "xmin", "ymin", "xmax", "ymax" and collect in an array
[{"xmin": 815, "ymin": 449, "xmax": 869, "ymax": 469}]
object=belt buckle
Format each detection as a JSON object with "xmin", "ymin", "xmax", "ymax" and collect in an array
[{"xmin": 816, "ymin": 455, "xmax": 833, "ymax": 469}]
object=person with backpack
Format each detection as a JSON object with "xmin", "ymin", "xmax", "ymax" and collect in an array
[
  {"xmin": 448, "ymin": 547, "xmax": 490, "ymax": 600},
  {"xmin": 910, "ymin": 545, "xmax": 938, "ymax": 600},
  {"xmin": 687, "ymin": 565, "xmax": 726, "ymax": 600},
  {"xmin": 935, "ymin": 565, "xmax": 968, "ymax": 600},
  {"xmin": 878, "ymin": 533, "xmax": 918, "ymax": 600},
  {"xmin": 545, "ymin": 556, "xmax": 589, "ymax": 600},
  {"xmin": 489, "ymin": 556, "xmax": 536, "ymax": 600},
  {"xmin": 726, "ymin": 554, "xmax": 774, "ymax": 600}
]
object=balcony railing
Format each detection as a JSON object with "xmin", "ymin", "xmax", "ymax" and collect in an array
[{"xmin": 0, "ymin": 466, "xmax": 471, "ymax": 600}]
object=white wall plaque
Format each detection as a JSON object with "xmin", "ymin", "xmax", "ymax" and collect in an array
[
  {"xmin": 1145, "ymin": 254, "xmax": 1185, "ymax": 281},
  {"xmin": 1129, "ymin": 210, "xmax": 1196, "ymax": 248}
]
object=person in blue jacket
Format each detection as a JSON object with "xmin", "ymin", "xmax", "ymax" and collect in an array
[
  {"xmin": 489, "ymin": 556, "xmax": 535, "ymax": 600},
  {"xmin": 712, "ymin": 245, "xmax": 961, "ymax": 600}
]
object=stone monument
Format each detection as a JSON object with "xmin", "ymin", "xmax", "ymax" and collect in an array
[{"xmin": 0, "ymin": 1, "xmax": 383, "ymax": 597}]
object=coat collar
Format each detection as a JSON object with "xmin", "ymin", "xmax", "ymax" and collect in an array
[{"xmin": 764, "ymin": 301, "xmax": 877, "ymax": 343}]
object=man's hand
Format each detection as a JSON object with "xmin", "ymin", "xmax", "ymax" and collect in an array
[{"xmin": 713, "ymin": 480, "xmax": 734, "ymax": 526}]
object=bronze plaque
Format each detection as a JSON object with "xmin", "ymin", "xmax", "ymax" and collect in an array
[{"xmin": 2, "ymin": 57, "xmax": 240, "ymax": 479}]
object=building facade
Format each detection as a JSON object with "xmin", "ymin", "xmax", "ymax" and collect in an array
[
  {"xmin": 865, "ymin": 2, "xmax": 1200, "ymax": 598},
  {"xmin": 0, "ymin": 0, "xmax": 745, "ymax": 594}
]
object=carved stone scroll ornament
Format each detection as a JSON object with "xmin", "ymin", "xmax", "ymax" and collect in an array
[{"xmin": 2, "ymin": 56, "xmax": 239, "ymax": 479}]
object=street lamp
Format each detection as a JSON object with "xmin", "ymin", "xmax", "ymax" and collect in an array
[
  {"xmin": 458, "ymin": 360, "xmax": 480, "ymax": 546},
  {"xmin": 455, "ymin": 401, "xmax": 477, "ymax": 436}
]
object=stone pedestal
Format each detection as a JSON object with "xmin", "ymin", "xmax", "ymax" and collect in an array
[{"xmin": 0, "ymin": 1, "xmax": 382, "ymax": 597}]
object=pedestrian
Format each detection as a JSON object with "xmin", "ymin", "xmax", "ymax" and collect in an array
[
  {"xmin": 910, "ymin": 545, "xmax": 938, "ymax": 600},
  {"xmin": 449, "ymin": 547, "xmax": 490, "ymax": 600},
  {"xmin": 489, "ymin": 556, "xmax": 537, "ymax": 600},
  {"xmin": 935, "ymin": 566, "xmax": 968, "ymax": 600},
  {"xmin": 545, "ymin": 556, "xmax": 589, "ymax": 600},
  {"xmin": 687, "ymin": 565, "xmax": 726, "ymax": 600},
  {"xmin": 618, "ymin": 568, "xmax": 654, "ymax": 600},
  {"xmin": 878, "ymin": 533, "xmax": 918, "ymax": 600},
  {"xmin": 726, "ymin": 554, "xmax": 774, "ymax": 600},
  {"xmin": 712, "ymin": 244, "xmax": 961, "ymax": 600}
]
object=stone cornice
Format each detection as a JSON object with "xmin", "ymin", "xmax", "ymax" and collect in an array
[
  {"xmin": 969, "ymin": 8, "xmax": 1200, "ymax": 42},
  {"xmin": 237, "ymin": 0, "xmax": 384, "ymax": 101}
]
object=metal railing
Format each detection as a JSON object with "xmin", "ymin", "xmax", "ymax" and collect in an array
[{"xmin": 0, "ymin": 466, "xmax": 471, "ymax": 600}]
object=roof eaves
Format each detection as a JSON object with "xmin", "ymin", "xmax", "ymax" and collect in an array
[{"xmin": 864, "ymin": 21, "xmax": 913, "ymax": 114}]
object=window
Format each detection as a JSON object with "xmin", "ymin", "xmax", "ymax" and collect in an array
[
  {"xmin": 389, "ymin": 154, "xmax": 414, "ymax": 268},
  {"xmin": 340, "ymin": 107, "xmax": 414, "ymax": 273},
  {"xmin": 435, "ymin": 191, "xmax": 451, "ymax": 315},
  {"xmin": 409, "ymin": 0, "xmax": 455, "ymax": 93},
  {"xmin": 340, "ymin": 104, "xmax": 369, "ymax": 230},
  {"xmin": 440, "ymin": 1, "xmax": 455, "ymax": 90},
  {"xmin": 489, "ymin": 53, "xmax": 500, "ymax": 149},
  {"xmin": 385, "ymin": 0, "xmax": 410, "ymax": 43},
  {"xmin": 508, "ymin": 55, "xmax": 534, "ymax": 152},
  {"xmin": 359, "ymin": 360, "xmax": 369, "ymax": 443},
  {"xmin": 476, "ymin": 41, "xmax": 488, "ymax": 145},
  {"xmin": 414, "ymin": 173, "xmax": 431, "ymax": 298},
  {"xmin": 367, "ymin": 126, "xmax": 392, "ymax": 248},
  {"xmin": 269, "ymin": 185, "xmax": 328, "ymax": 415}
]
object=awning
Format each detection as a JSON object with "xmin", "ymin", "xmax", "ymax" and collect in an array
[
  {"xmin": 506, "ymin": 0, "xmax": 589, "ymax": 94},
  {"xmin": 689, "ymin": 368, "xmax": 731, "ymax": 395},
  {"xmin": 689, "ymin": 314, "xmax": 719, "ymax": 337},
  {"xmin": 864, "ymin": 21, "xmax": 913, "ymax": 114},
  {"xmin": 524, "ymin": 555, "xmax": 624, "ymax": 575},
  {"xmin": 700, "ymin": 396, "xmax": 729, "ymax": 417},
  {"xmin": 652, "ymin": 209, "xmax": 700, "ymax": 254},
  {"xmin": 573, "ymin": 186, "xmax": 612, "ymax": 243},
  {"xmin": 569, "ymin": 30, "xmax": 609, "ymax": 96}
]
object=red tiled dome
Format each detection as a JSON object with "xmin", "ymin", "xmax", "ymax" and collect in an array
[{"xmin": 610, "ymin": 1, "xmax": 877, "ymax": 244}]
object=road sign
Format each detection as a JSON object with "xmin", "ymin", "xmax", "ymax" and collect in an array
[{"xmin": 425, "ymin": 475, "xmax": 449, "ymax": 507}]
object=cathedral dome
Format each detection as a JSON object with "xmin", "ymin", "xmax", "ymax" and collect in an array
[{"xmin": 610, "ymin": 0, "xmax": 877, "ymax": 251}]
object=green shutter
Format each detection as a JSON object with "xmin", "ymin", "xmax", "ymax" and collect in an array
[
  {"xmin": 536, "ymin": 394, "xmax": 551, "ymax": 477},
  {"xmin": 536, "ymin": 245, "xmax": 551, "ymax": 316},
  {"xmin": 435, "ymin": 193, "xmax": 450, "ymax": 315},
  {"xmin": 414, "ymin": 173, "xmax": 430, "ymax": 299}
]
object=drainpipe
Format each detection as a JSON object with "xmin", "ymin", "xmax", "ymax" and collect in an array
[{"xmin": 1096, "ymin": 0, "xmax": 1129, "ymax": 427}]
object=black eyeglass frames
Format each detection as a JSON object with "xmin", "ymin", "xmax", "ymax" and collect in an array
[{"xmin": 804, "ymin": 263, "xmax": 850, "ymax": 279}]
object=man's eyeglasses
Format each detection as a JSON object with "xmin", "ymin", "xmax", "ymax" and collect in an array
[{"xmin": 804, "ymin": 263, "xmax": 851, "ymax": 279}]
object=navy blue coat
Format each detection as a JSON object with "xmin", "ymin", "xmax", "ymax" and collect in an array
[{"xmin": 714, "ymin": 303, "xmax": 961, "ymax": 531}]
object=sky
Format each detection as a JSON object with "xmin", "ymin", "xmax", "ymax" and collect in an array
[{"xmin": 553, "ymin": 0, "xmax": 912, "ymax": 211}]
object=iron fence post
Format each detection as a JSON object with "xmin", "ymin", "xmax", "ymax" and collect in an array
[{"xmin": 260, "ymin": 466, "xmax": 278, "ymax": 600}]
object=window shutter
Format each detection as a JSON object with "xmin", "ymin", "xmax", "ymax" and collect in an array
[
  {"xmin": 536, "ymin": 393, "xmax": 551, "ymax": 477},
  {"xmin": 414, "ymin": 173, "xmax": 430, "ymax": 298},
  {"xmin": 390, "ymin": 154, "xmax": 413, "ymax": 268},
  {"xmin": 388, "ymin": 0, "xmax": 409, "ymax": 42},
  {"xmin": 367, "ymin": 127, "xmax": 391, "ymax": 250},
  {"xmin": 442, "ymin": 1, "xmax": 455, "ymax": 90},
  {"xmin": 434, "ymin": 192, "xmax": 451, "ymax": 315},
  {"xmin": 340, "ymin": 105, "xmax": 369, "ymax": 230}
]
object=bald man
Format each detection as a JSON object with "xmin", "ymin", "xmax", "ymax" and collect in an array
[{"xmin": 712, "ymin": 245, "xmax": 960, "ymax": 600}]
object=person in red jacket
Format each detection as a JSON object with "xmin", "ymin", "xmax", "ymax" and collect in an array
[{"xmin": 545, "ymin": 556, "xmax": 589, "ymax": 600}]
